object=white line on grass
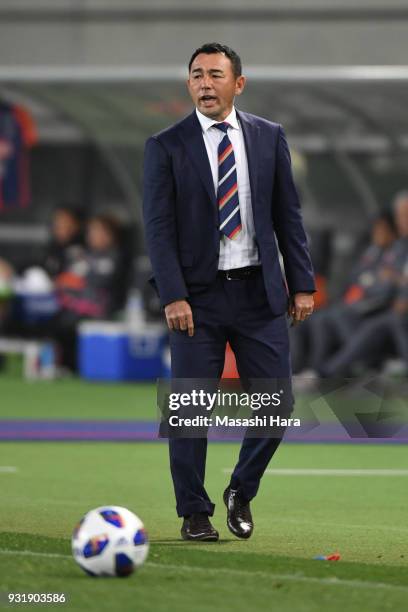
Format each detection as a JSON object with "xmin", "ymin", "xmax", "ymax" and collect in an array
[
  {"xmin": 0, "ymin": 550, "xmax": 69, "ymax": 559},
  {"xmin": 223, "ymin": 468, "xmax": 408, "ymax": 476},
  {"xmin": 3, "ymin": 496, "xmax": 87, "ymax": 507},
  {"xmin": 147, "ymin": 562, "xmax": 408, "ymax": 593},
  {"xmin": 0, "ymin": 549, "xmax": 407, "ymax": 593},
  {"xmin": 0, "ymin": 466, "xmax": 18, "ymax": 473},
  {"xmin": 261, "ymin": 517, "xmax": 408, "ymax": 534}
]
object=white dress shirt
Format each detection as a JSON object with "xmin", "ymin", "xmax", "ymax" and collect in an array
[{"xmin": 195, "ymin": 107, "xmax": 260, "ymax": 270}]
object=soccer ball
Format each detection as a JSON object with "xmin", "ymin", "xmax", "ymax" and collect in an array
[{"xmin": 72, "ymin": 506, "xmax": 149, "ymax": 577}]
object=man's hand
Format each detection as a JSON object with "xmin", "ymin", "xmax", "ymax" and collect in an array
[
  {"xmin": 288, "ymin": 292, "xmax": 314, "ymax": 325},
  {"xmin": 164, "ymin": 299, "xmax": 195, "ymax": 337}
]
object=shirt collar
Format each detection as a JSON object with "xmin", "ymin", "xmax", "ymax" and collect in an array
[{"xmin": 195, "ymin": 106, "xmax": 240, "ymax": 132}]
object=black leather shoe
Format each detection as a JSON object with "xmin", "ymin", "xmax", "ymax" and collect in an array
[
  {"xmin": 223, "ymin": 486, "xmax": 254, "ymax": 539},
  {"xmin": 181, "ymin": 513, "xmax": 219, "ymax": 541}
]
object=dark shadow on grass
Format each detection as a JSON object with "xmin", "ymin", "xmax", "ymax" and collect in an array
[
  {"xmin": 0, "ymin": 531, "xmax": 70, "ymax": 554},
  {"xmin": 149, "ymin": 545, "xmax": 408, "ymax": 588}
]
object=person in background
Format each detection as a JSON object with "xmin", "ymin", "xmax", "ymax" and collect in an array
[
  {"xmin": 300, "ymin": 210, "xmax": 398, "ymax": 373},
  {"xmin": 56, "ymin": 214, "xmax": 124, "ymax": 320},
  {"xmin": 0, "ymin": 205, "xmax": 85, "ymax": 338},
  {"xmin": 0, "ymin": 258, "xmax": 14, "ymax": 370},
  {"xmin": 0, "ymin": 213, "xmax": 125, "ymax": 372},
  {"xmin": 318, "ymin": 193, "xmax": 408, "ymax": 377},
  {"xmin": 389, "ymin": 261, "xmax": 408, "ymax": 368},
  {"xmin": 43, "ymin": 206, "xmax": 85, "ymax": 278},
  {"xmin": 0, "ymin": 205, "xmax": 84, "ymax": 284},
  {"xmin": 50, "ymin": 213, "xmax": 125, "ymax": 370}
]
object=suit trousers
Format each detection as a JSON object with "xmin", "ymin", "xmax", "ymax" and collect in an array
[
  {"xmin": 321, "ymin": 310, "xmax": 403, "ymax": 377},
  {"xmin": 169, "ymin": 268, "xmax": 292, "ymax": 517}
]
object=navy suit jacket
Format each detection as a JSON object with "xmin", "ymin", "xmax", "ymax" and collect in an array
[{"xmin": 143, "ymin": 109, "xmax": 315, "ymax": 315}]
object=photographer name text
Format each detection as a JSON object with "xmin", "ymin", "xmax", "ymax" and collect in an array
[{"xmin": 167, "ymin": 415, "xmax": 300, "ymax": 427}]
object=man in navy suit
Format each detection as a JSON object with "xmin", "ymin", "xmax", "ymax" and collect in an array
[{"xmin": 143, "ymin": 43, "xmax": 315, "ymax": 541}]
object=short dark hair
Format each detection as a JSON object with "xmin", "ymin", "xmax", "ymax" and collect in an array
[
  {"xmin": 188, "ymin": 43, "xmax": 242, "ymax": 78},
  {"xmin": 374, "ymin": 209, "xmax": 397, "ymax": 233},
  {"xmin": 54, "ymin": 205, "xmax": 84, "ymax": 224}
]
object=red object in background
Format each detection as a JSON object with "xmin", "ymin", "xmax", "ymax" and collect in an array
[
  {"xmin": 13, "ymin": 106, "xmax": 38, "ymax": 148},
  {"xmin": 343, "ymin": 284, "xmax": 365, "ymax": 304},
  {"xmin": 219, "ymin": 273, "xmax": 329, "ymax": 380},
  {"xmin": 313, "ymin": 273, "xmax": 329, "ymax": 310},
  {"xmin": 222, "ymin": 343, "xmax": 239, "ymax": 378},
  {"xmin": 55, "ymin": 271, "xmax": 86, "ymax": 291},
  {"xmin": 0, "ymin": 103, "xmax": 37, "ymax": 211},
  {"xmin": 326, "ymin": 553, "xmax": 341, "ymax": 561},
  {"xmin": 315, "ymin": 552, "xmax": 341, "ymax": 561}
]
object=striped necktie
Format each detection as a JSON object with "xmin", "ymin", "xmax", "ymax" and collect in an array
[{"xmin": 213, "ymin": 122, "xmax": 242, "ymax": 240}]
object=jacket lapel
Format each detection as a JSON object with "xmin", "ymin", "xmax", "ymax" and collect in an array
[
  {"xmin": 236, "ymin": 110, "xmax": 260, "ymax": 207},
  {"xmin": 178, "ymin": 111, "xmax": 217, "ymax": 207},
  {"xmin": 178, "ymin": 110, "xmax": 260, "ymax": 214}
]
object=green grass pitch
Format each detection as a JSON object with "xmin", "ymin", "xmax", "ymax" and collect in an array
[{"xmin": 0, "ymin": 378, "xmax": 407, "ymax": 611}]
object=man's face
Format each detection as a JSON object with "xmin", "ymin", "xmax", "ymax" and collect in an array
[
  {"xmin": 53, "ymin": 211, "xmax": 79, "ymax": 245},
  {"xmin": 87, "ymin": 221, "xmax": 114, "ymax": 252},
  {"xmin": 372, "ymin": 219, "xmax": 395, "ymax": 248},
  {"xmin": 187, "ymin": 52, "xmax": 246, "ymax": 121}
]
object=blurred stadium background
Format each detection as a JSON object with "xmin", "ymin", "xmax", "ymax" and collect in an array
[
  {"xmin": 0, "ymin": 2, "xmax": 408, "ymax": 611},
  {"xmin": 1, "ymin": 1, "xmax": 408, "ymax": 291}
]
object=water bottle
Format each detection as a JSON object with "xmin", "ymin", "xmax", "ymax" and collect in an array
[
  {"xmin": 126, "ymin": 288, "xmax": 145, "ymax": 333},
  {"xmin": 39, "ymin": 342, "xmax": 56, "ymax": 380}
]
